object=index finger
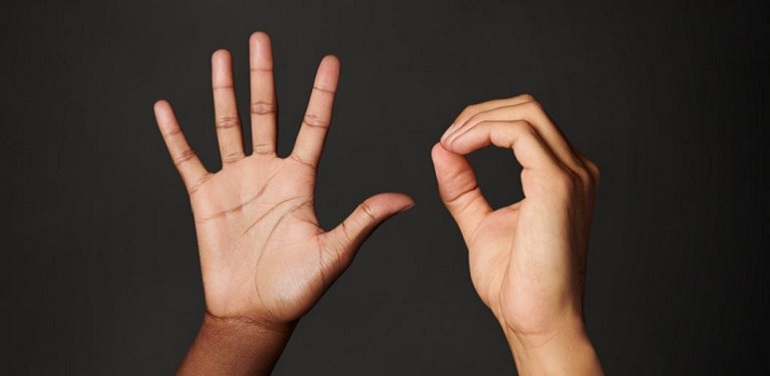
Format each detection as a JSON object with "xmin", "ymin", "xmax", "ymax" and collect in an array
[
  {"xmin": 445, "ymin": 120, "xmax": 561, "ymax": 172},
  {"xmin": 441, "ymin": 94, "xmax": 536, "ymax": 143},
  {"xmin": 290, "ymin": 55, "xmax": 340, "ymax": 168}
]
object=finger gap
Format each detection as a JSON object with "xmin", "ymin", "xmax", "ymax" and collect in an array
[{"xmin": 466, "ymin": 146, "xmax": 524, "ymax": 210}]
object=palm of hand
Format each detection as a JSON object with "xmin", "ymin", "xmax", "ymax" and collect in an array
[
  {"xmin": 467, "ymin": 198, "xmax": 577, "ymax": 336},
  {"xmin": 191, "ymin": 156, "xmax": 329, "ymax": 324}
]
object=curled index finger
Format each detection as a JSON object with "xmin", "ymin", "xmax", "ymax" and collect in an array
[
  {"xmin": 446, "ymin": 120, "xmax": 561, "ymax": 172},
  {"xmin": 441, "ymin": 94, "xmax": 536, "ymax": 143}
]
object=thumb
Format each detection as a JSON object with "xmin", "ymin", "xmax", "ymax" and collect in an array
[
  {"xmin": 323, "ymin": 192, "xmax": 414, "ymax": 268},
  {"xmin": 431, "ymin": 143, "xmax": 492, "ymax": 241}
]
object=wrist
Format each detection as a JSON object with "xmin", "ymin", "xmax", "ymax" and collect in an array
[
  {"xmin": 177, "ymin": 312, "xmax": 297, "ymax": 375},
  {"xmin": 502, "ymin": 315, "xmax": 603, "ymax": 376},
  {"xmin": 202, "ymin": 311, "xmax": 297, "ymax": 337}
]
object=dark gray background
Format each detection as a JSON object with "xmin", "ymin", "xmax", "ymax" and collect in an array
[{"xmin": 4, "ymin": 0, "xmax": 768, "ymax": 374}]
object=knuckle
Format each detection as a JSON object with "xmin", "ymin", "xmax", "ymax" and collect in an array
[
  {"xmin": 289, "ymin": 153, "xmax": 316, "ymax": 169},
  {"xmin": 574, "ymin": 165, "xmax": 593, "ymax": 190},
  {"xmin": 499, "ymin": 120, "xmax": 537, "ymax": 148},
  {"xmin": 215, "ymin": 116, "xmax": 240, "ymax": 129},
  {"xmin": 359, "ymin": 201, "xmax": 378, "ymax": 222},
  {"xmin": 161, "ymin": 128, "xmax": 183, "ymax": 139},
  {"xmin": 515, "ymin": 93, "xmax": 536, "ymax": 102},
  {"xmin": 454, "ymin": 105, "xmax": 475, "ymax": 124},
  {"xmin": 221, "ymin": 151, "xmax": 243, "ymax": 164},
  {"xmin": 586, "ymin": 159, "xmax": 600, "ymax": 181},
  {"xmin": 463, "ymin": 104, "xmax": 478, "ymax": 114},
  {"xmin": 187, "ymin": 173, "xmax": 212, "ymax": 195},
  {"xmin": 550, "ymin": 168, "xmax": 579, "ymax": 198},
  {"xmin": 250, "ymin": 101, "xmax": 277, "ymax": 115},
  {"xmin": 252, "ymin": 143, "xmax": 273, "ymax": 155},
  {"xmin": 579, "ymin": 156, "xmax": 601, "ymax": 188},
  {"xmin": 303, "ymin": 113, "xmax": 330, "ymax": 128},
  {"xmin": 442, "ymin": 184, "xmax": 480, "ymax": 208},
  {"xmin": 313, "ymin": 84, "xmax": 336, "ymax": 94},
  {"xmin": 339, "ymin": 221, "xmax": 354, "ymax": 243},
  {"xmin": 524, "ymin": 100, "xmax": 544, "ymax": 114},
  {"xmin": 173, "ymin": 149, "xmax": 197, "ymax": 166},
  {"xmin": 519, "ymin": 120, "xmax": 537, "ymax": 135},
  {"xmin": 511, "ymin": 120, "xmax": 538, "ymax": 141}
]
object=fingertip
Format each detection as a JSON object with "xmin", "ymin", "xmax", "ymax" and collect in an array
[
  {"xmin": 153, "ymin": 100, "xmax": 179, "ymax": 133},
  {"xmin": 314, "ymin": 55, "xmax": 341, "ymax": 92},
  {"xmin": 385, "ymin": 191, "xmax": 414, "ymax": 206},
  {"xmin": 439, "ymin": 125, "xmax": 451, "ymax": 143},
  {"xmin": 431, "ymin": 142, "xmax": 447, "ymax": 163},
  {"xmin": 319, "ymin": 55, "xmax": 341, "ymax": 78},
  {"xmin": 399, "ymin": 203, "xmax": 415, "ymax": 213},
  {"xmin": 392, "ymin": 194, "xmax": 415, "ymax": 214},
  {"xmin": 439, "ymin": 131, "xmax": 460, "ymax": 153},
  {"xmin": 396, "ymin": 193, "xmax": 416, "ymax": 212},
  {"xmin": 442, "ymin": 126, "xmax": 478, "ymax": 155},
  {"xmin": 367, "ymin": 192, "xmax": 415, "ymax": 217},
  {"xmin": 154, "ymin": 100, "xmax": 175, "ymax": 122},
  {"xmin": 431, "ymin": 142, "xmax": 442, "ymax": 157},
  {"xmin": 153, "ymin": 99, "xmax": 169, "ymax": 112},
  {"xmin": 250, "ymin": 31, "xmax": 270, "ymax": 44},
  {"xmin": 441, "ymin": 120, "xmax": 463, "ymax": 144},
  {"xmin": 322, "ymin": 54, "xmax": 341, "ymax": 69},
  {"xmin": 211, "ymin": 49, "xmax": 231, "ymax": 63},
  {"xmin": 431, "ymin": 142, "xmax": 460, "ymax": 167},
  {"xmin": 250, "ymin": 32, "xmax": 274, "ymax": 70},
  {"xmin": 211, "ymin": 50, "xmax": 234, "ymax": 86}
]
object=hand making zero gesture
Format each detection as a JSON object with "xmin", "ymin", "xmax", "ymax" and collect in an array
[{"xmin": 432, "ymin": 95, "xmax": 603, "ymax": 375}]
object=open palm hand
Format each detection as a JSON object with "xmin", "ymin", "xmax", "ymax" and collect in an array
[{"xmin": 155, "ymin": 33, "xmax": 413, "ymax": 327}]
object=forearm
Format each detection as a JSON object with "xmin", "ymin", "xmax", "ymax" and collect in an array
[
  {"xmin": 503, "ymin": 319, "xmax": 603, "ymax": 376},
  {"xmin": 177, "ymin": 313, "xmax": 296, "ymax": 376}
]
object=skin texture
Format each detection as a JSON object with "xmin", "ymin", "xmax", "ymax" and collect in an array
[
  {"xmin": 155, "ymin": 32, "xmax": 413, "ymax": 375},
  {"xmin": 431, "ymin": 95, "xmax": 604, "ymax": 375}
]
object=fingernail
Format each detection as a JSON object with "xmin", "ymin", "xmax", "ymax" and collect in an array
[
  {"xmin": 399, "ymin": 203, "xmax": 416, "ymax": 213},
  {"xmin": 441, "ymin": 123, "xmax": 455, "ymax": 142},
  {"xmin": 443, "ymin": 122, "xmax": 466, "ymax": 145}
]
